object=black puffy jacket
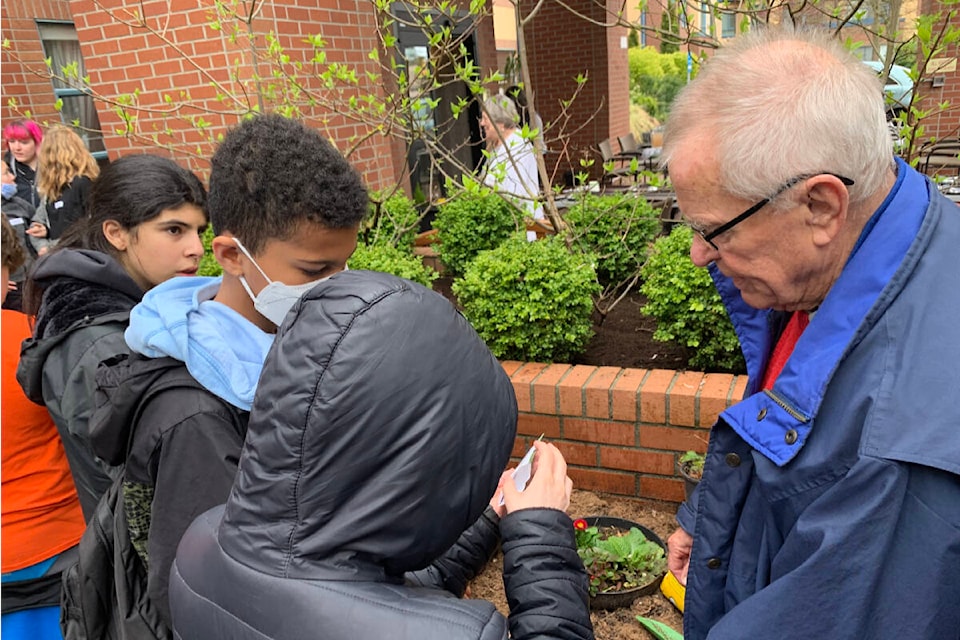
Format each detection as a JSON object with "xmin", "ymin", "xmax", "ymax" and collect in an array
[{"xmin": 169, "ymin": 271, "xmax": 594, "ymax": 640}]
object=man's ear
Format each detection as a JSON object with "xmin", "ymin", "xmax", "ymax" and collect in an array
[
  {"xmin": 805, "ymin": 175, "xmax": 849, "ymax": 247},
  {"xmin": 102, "ymin": 220, "xmax": 128, "ymax": 251},
  {"xmin": 212, "ymin": 235, "xmax": 244, "ymax": 276}
]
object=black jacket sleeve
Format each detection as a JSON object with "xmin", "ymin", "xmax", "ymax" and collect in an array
[
  {"xmin": 405, "ymin": 506, "xmax": 501, "ymax": 596},
  {"xmin": 145, "ymin": 406, "xmax": 247, "ymax": 629},
  {"xmin": 500, "ymin": 508, "xmax": 594, "ymax": 640}
]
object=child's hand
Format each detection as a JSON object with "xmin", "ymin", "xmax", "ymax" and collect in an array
[
  {"xmin": 489, "ymin": 469, "xmax": 513, "ymax": 518},
  {"xmin": 502, "ymin": 441, "xmax": 572, "ymax": 514},
  {"xmin": 26, "ymin": 222, "xmax": 47, "ymax": 238}
]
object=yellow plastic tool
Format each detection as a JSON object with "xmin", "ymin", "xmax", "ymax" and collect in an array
[{"xmin": 659, "ymin": 570, "xmax": 686, "ymax": 613}]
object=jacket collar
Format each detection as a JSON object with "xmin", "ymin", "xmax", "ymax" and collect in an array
[{"xmin": 719, "ymin": 158, "xmax": 930, "ymax": 465}]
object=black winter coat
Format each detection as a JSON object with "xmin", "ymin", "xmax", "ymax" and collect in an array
[
  {"xmin": 17, "ymin": 249, "xmax": 143, "ymax": 519},
  {"xmin": 44, "ymin": 175, "xmax": 92, "ymax": 239},
  {"xmin": 169, "ymin": 271, "xmax": 594, "ymax": 640}
]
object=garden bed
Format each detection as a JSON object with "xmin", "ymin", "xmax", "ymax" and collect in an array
[
  {"xmin": 467, "ymin": 489, "xmax": 684, "ymax": 639},
  {"xmin": 432, "ymin": 277, "xmax": 692, "ymax": 371}
]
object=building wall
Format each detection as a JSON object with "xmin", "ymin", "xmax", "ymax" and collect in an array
[
  {"xmin": 520, "ymin": 0, "xmax": 630, "ymax": 184},
  {"xmin": 1, "ymin": 0, "xmax": 74, "ymax": 126},
  {"xmin": 503, "ymin": 361, "xmax": 746, "ymax": 503},
  {"xmin": 65, "ymin": 0, "xmax": 399, "ymax": 184},
  {"xmin": 3, "ymin": 0, "xmax": 499, "ymax": 191},
  {"xmin": 916, "ymin": 0, "xmax": 960, "ymax": 141}
]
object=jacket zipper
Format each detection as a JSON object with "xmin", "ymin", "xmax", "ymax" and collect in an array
[{"xmin": 762, "ymin": 389, "xmax": 809, "ymax": 422}]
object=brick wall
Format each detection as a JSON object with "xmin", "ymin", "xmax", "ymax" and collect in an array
[
  {"xmin": 916, "ymin": 0, "xmax": 960, "ymax": 140},
  {"xmin": 63, "ymin": 0, "xmax": 400, "ymax": 184},
  {"xmin": 1, "ymin": 0, "xmax": 73, "ymax": 125},
  {"xmin": 3, "ymin": 0, "xmax": 501, "ymax": 192},
  {"xmin": 501, "ymin": 362, "xmax": 747, "ymax": 504},
  {"xmin": 521, "ymin": 0, "xmax": 630, "ymax": 184}
]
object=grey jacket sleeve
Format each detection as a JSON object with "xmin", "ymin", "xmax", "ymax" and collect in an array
[
  {"xmin": 405, "ymin": 506, "xmax": 501, "ymax": 596},
  {"xmin": 500, "ymin": 508, "xmax": 594, "ymax": 640}
]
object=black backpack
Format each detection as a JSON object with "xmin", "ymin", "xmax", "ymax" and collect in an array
[
  {"xmin": 60, "ymin": 474, "xmax": 169, "ymax": 640},
  {"xmin": 60, "ymin": 359, "xmax": 244, "ymax": 640}
]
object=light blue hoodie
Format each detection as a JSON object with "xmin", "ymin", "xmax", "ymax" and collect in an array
[{"xmin": 125, "ymin": 277, "xmax": 274, "ymax": 411}]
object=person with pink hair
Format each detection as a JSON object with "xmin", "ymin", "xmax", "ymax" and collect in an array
[{"xmin": 3, "ymin": 120, "xmax": 42, "ymax": 209}]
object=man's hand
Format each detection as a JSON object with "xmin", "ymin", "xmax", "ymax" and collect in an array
[
  {"xmin": 502, "ymin": 441, "xmax": 572, "ymax": 513},
  {"xmin": 667, "ymin": 527, "xmax": 694, "ymax": 586}
]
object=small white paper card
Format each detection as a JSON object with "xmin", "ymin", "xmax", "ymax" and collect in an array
[{"xmin": 498, "ymin": 444, "xmax": 537, "ymax": 506}]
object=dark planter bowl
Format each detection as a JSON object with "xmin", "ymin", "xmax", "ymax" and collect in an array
[
  {"xmin": 677, "ymin": 462, "xmax": 702, "ymax": 502},
  {"xmin": 578, "ymin": 516, "xmax": 667, "ymax": 610}
]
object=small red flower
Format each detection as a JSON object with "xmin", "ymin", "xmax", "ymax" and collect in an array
[{"xmin": 573, "ymin": 518, "xmax": 588, "ymax": 531}]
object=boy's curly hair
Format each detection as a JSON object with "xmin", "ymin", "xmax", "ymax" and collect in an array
[
  {"xmin": 208, "ymin": 114, "xmax": 368, "ymax": 254},
  {"xmin": 1, "ymin": 216, "xmax": 25, "ymax": 272}
]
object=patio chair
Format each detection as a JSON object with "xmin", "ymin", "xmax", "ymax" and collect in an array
[
  {"xmin": 598, "ymin": 138, "xmax": 640, "ymax": 186},
  {"xmin": 918, "ymin": 138, "xmax": 960, "ymax": 177},
  {"xmin": 617, "ymin": 132, "xmax": 657, "ymax": 171}
]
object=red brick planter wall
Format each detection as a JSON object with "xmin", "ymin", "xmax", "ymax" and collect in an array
[{"xmin": 501, "ymin": 362, "xmax": 748, "ymax": 504}]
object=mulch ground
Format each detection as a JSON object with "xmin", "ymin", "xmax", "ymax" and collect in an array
[{"xmin": 467, "ymin": 489, "xmax": 684, "ymax": 639}]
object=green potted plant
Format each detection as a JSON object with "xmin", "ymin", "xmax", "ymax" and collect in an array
[
  {"xmin": 573, "ymin": 516, "xmax": 667, "ymax": 610},
  {"xmin": 678, "ymin": 450, "xmax": 705, "ymax": 501}
]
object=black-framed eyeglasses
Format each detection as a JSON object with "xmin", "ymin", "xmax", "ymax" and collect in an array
[{"xmin": 689, "ymin": 173, "xmax": 855, "ymax": 250}]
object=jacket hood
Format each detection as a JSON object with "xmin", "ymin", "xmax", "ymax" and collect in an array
[
  {"xmin": 125, "ymin": 276, "xmax": 274, "ymax": 411},
  {"xmin": 17, "ymin": 249, "xmax": 142, "ymax": 403},
  {"xmin": 219, "ymin": 270, "xmax": 517, "ymax": 580},
  {"xmin": 30, "ymin": 249, "xmax": 143, "ymax": 338}
]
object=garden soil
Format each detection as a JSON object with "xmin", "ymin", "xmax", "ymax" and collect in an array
[{"xmin": 468, "ymin": 489, "xmax": 685, "ymax": 639}]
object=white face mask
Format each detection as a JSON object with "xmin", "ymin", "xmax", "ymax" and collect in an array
[{"xmin": 233, "ymin": 238, "xmax": 344, "ymax": 327}]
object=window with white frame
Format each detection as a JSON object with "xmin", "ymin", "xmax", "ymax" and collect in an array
[{"xmin": 37, "ymin": 21, "xmax": 106, "ymax": 160}]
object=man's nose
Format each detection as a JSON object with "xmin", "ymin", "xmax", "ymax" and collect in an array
[{"xmin": 689, "ymin": 234, "xmax": 719, "ymax": 267}]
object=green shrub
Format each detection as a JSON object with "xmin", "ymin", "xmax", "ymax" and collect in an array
[
  {"xmin": 198, "ymin": 227, "xmax": 222, "ymax": 277},
  {"xmin": 639, "ymin": 226, "xmax": 745, "ymax": 373},
  {"xmin": 432, "ymin": 188, "xmax": 522, "ymax": 275},
  {"xmin": 453, "ymin": 234, "xmax": 600, "ymax": 363},
  {"xmin": 363, "ymin": 192, "xmax": 422, "ymax": 249},
  {"xmin": 564, "ymin": 193, "xmax": 660, "ymax": 286},
  {"xmin": 348, "ymin": 243, "xmax": 437, "ymax": 287}
]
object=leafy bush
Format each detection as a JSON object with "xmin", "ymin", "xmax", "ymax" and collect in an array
[
  {"xmin": 453, "ymin": 234, "xmax": 600, "ymax": 362},
  {"xmin": 639, "ymin": 226, "xmax": 745, "ymax": 373},
  {"xmin": 348, "ymin": 243, "xmax": 437, "ymax": 287},
  {"xmin": 564, "ymin": 193, "xmax": 660, "ymax": 286},
  {"xmin": 432, "ymin": 186, "xmax": 522, "ymax": 275},
  {"xmin": 198, "ymin": 227, "xmax": 222, "ymax": 277},
  {"xmin": 363, "ymin": 192, "xmax": 422, "ymax": 249}
]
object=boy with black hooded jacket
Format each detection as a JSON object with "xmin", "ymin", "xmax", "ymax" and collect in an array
[{"xmin": 83, "ymin": 115, "xmax": 514, "ymax": 636}]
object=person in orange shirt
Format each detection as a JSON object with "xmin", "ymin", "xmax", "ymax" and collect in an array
[{"xmin": 1, "ymin": 215, "xmax": 85, "ymax": 638}]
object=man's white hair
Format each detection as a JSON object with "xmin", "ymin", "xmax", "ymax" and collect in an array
[
  {"xmin": 661, "ymin": 26, "xmax": 894, "ymax": 206},
  {"xmin": 484, "ymin": 94, "xmax": 521, "ymax": 128}
]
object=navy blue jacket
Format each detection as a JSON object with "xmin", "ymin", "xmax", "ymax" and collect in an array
[{"xmin": 678, "ymin": 159, "xmax": 960, "ymax": 639}]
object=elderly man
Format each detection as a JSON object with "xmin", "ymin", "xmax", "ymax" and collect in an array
[
  {"xmin": 479, "ymin": 94, "xmax": 541, "ymax": 220},
  {"xmin": 661, "ymin": 28, "xmax": 960, "ymax": 640}
]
